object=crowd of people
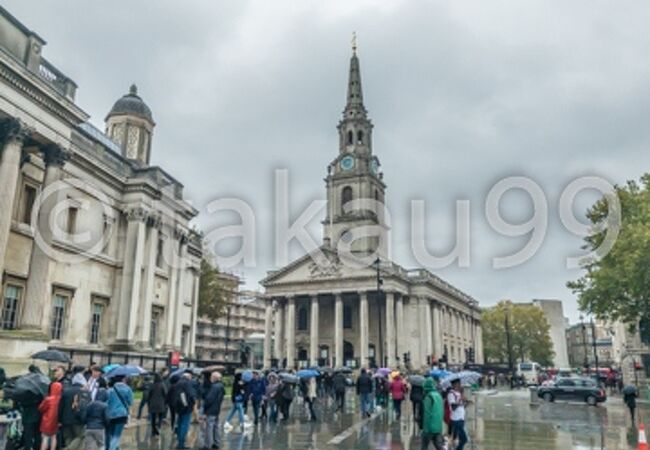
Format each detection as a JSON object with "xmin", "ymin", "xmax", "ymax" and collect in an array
[{"xmin": 2, "ymin": 363, "xmax": 476, "ymax": 450}]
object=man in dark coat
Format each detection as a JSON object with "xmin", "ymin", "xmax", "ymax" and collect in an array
[
  {"xmin": 356, "ymin": 369, "xmax": 373, "ymax": 418},
  {"xmin": 202, "ymin": 372, "xmax": 225, "ymax": 450},
  {"xmin": 58, "ymin": 373, "xmax": 85, "ymax": 450},
  {"xmin": 332, "ymin": 372, "xmax": 347, "ymax": 412},
  {"xmin": 173, "ymin": 372, "xmax": 196, "ymax": 449},
  {"xmin": 148, "ymin": 373, "xmax": 168, "ymax": 437}
]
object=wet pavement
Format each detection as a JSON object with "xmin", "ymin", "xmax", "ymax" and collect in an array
[{"xmin": 119, "ymin": 389, "xmax": 649, "ymax": 449}]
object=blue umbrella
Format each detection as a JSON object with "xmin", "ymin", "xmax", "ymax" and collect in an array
[
  {"xmin": 297, "ymin": 369, "xmax": 319, "ymax": 379},
  {"xmin": 171, "ymin": 367, "xmax": 193, "ymax": 379},
  {"xmin": 430, "ymin": 369, "xmax": 451, "ymax": 379},
  {"xmin": 105, "ymin": 365, "xmax": 147, "ymax": 378},
  {"xmin": 242, "ymin": 370, "xmax": 253, "ymax": 383},
  {"xmin": 102, "ymin": 364, "xmax": 121, "ymax": 373}
]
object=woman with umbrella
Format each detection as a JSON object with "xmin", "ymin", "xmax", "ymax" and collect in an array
[
  {"xmin": 623, "ymin": 385, "xmax": 638, "ymax": 424},
  {"xmin": 299, "ymin": 376, "xmax": 317, "ymax": 422},
  {"xmin": 105, "ymin": 376, "xmax": 133, "ymax": 450}
]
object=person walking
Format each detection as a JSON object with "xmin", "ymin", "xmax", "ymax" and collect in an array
[
  {"xmin": 173, "ymin": 372, "xmax": 196, "ymax": 449},
  {"xmin": 300, "ymin": 378, "xmax": 317, "ymax": 422},
  {"xmin": 356, "ymin": 369, "xmax": 373, "ymax": 418},
  {"xmin": 246, "ymin": 372, "xmax": 266, "ymax": 425},
  {"xmin": 223, "ymin": 374, "xmax": 248, "ymax": 432},
  {"xmin": 166, "ymin": 376, "xmax": 179, "ymax": 431},
  {"xmin": 264, "ymin": 373, "xmax": 280, "ymax": 423},
  {"xmin": 623, "ymin": 386, "xmax": 638, "ymax": 424},
  {"xmin": 38, "ymin": 382, "xmax": 62, "ymax": 450},
  {"xmin": 332, "ymin": 372, "xmax": 347, "ymax": 412},
  {"xmin": 136, "ymin": 376, "xmax": 152, "ymax": 420},
  {"xmin": 19, "ymin": 367, "xmax": 43, "ymax": 450},
  {"xmin": 278, "ymin": 381, "xmax": 294, "ymax": 422},
  {"xmin": 147, "ymin": 373, "xmax": 167, "ymax": 437},
  {"xmin": 389, "ymin": 374, "xmax": 407, "ymax": 421},
  {"xmin": 106, "ymin": 376, "xmax": 133, "ymax": 450},
  {"xmin": 447, "ymin": 379, "xmax": 468, "ymax": 450},
  {"xmin": 58, "ymin": 371, "xmax": 86, "ymax": 450},
  {"xmin": 80, "ymin": 389, "xmax": 108, "ymax": 450},
  {"xmin": 410, "ymin": 378, "xmax": 424, "ymax": 424},
  {"xmin": 419, "ymin": 378, "xmax": 444, "ymax": 450},
  {"xmin": 202, "ymin": 372, "xmax": 225, "ymax": 450}
]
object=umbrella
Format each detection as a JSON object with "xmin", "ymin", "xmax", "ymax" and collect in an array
[
  {"xmin": 102, "ymin": 364, "xmax": 121, "ymax": 373},
  {"xmin": 105, "ymin": 365, "xmax": 147, "ymax": 379},
  {"xmin": 242, "ymin": 370, "xmax": 253, "ymax": 383},
  {"xmin": 372, "ymin": 372, "xmax": 387, "ymax": 379},
  {"xmin": 440, "ymin": 371, "xmax": 481, "ymax": 389},
  {"xmin": 279, "ymin": 373, "xmax": 300, "ymax": 384},
  {"xmin": 408, "ymin": 375, "xmax": 425, "ymax": 387},
  {"xmin": 430, "ymin": 369, "xmax": 451, "ymax": 379},
  {"xmin": 31, "ymin": 349, "xmax": 70, "ymax": 363},
  {"xmin": 3, "ymin": 372, "xmax": 50, "ymax": 403},
  {"xmin": 335, "ymin": 367, "xmax": 353, "ymax": 374},
  {"xmin": 622, "ymin": 385, "xmax": 638, "ymax": 395},
  {"xmin": 297, "ymin": 369, "xmax": 320, "ymax": 379},
  {"xmin": 201, "ymin": 365, "xmax": 225, "ymax": 374},
  {"xmin": 377, "ymin": 367, "xmax": 392, "ymax": 377}
]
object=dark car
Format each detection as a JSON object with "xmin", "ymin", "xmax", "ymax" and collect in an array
[{"xmin": 538, "ymin": 377, "xmax": 606, "ymax": 406}]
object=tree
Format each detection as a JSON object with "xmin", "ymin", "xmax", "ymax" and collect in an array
[
  {"xmin": 483, "ymin": 301, "xmax": 555, "ymax": 367},
  {"xmin": 198, "ymin": 256, "xmax": 228, "ymax": 321},
  {"xmin": 567, "ymin": 175, "xmax": 650, "ymax": 332}
]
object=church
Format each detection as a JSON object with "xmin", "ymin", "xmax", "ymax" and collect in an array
[{"xmin": 261, "ymin": 42, "xmax": 483, "ymax": 370}]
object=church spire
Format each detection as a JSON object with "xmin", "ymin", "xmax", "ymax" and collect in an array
[{"xmin": 345, "ymin": 32, "xmax": 366, "ymax": 117}]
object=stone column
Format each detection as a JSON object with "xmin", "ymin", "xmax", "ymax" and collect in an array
[
  {"xmin": 309, "ymin": 295, "xmax": 319, "ymax": 366},
  {"xmin": 424, "ymin": 299, "xmax": 433, "ymax": 360},
  {"xmin": 418, "ymin": 298, "xmax": 428, "ymax": 366},
  {"xmin": 385, "ymin": 292, "xmax": 395, "ymax": 367},
  {"xmin": 0, "ymin": 119, "xmax": 29, "ymax": 286},
  {"xmin": 359, "ymin": 292, "xmax": 369, "ymax": 368},
  {"xmin": 286, "ymin": 296, "xmax": 296, "ymax": 368},
  {"xmin": 273, "ymin": 300, "xmax": 284, "ymax": 365},
  {"xmin": 263, "ymin": 299, "xmax": 273, "ymax": 369},
  {"xmin": 477, "ymin": 323, "xmax": 484, "ymax": 363},
  {"xmin": 115, "ymin": 207, "xmax": 147, "ymax": 345},
  {"xmin": 23, "ymin": 144, "xmax": 69, "ymax": 331},
  {"xmin": 139, "ymin": 214, "xmax": 160, "ymax": 347},
  {"xmin": 188, "ymin": 268, "xmax": 200, "ymax": 357},
  {"xmin": 395, "ymin": 294, "xmax": 404, "ymax": 367},
  {"xmin": 432, "ymin": 302, "xmax": 443, "ymax": 359},
  {"xmin": 334, "ymin": 293, "xmax": 343, "ymax": 367}
]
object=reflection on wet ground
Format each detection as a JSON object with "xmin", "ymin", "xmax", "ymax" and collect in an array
[{"xmin": 120, "ymin": 389, "xmax": 648, "ymax": 449}]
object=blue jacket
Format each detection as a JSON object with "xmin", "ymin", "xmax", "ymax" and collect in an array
[
  {"xmin": 246, "ymin": 378, "xmax": 266, "ymax": 402},
  {"xmin": 106, "ymin": 383, "xmax": 133, "ymax": 420},
  {"xmin": 203, "ymin": 382, "xmax": 225, "ymax": 416},
  {"xmin": 81, "ymin": 400, "xmax": 108, "ymax": 430}
]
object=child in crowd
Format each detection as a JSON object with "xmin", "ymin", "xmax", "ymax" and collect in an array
[
  {"xmin": 38, "ymin": 382, "xmax": 62, "ymax": 450},
  {"xmin": 81, "ymin": 388, "xmax": 109, "ymax": 450}
]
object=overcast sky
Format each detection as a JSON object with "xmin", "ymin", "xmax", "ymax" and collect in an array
[{"xmin": 7, "ymin": 0, "xmax": 650, "ymax": 323}]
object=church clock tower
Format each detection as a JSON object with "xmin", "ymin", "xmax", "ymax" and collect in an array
[{"xmin": 323, "ymin": 37, "xmax": 388, "ymax": 254}]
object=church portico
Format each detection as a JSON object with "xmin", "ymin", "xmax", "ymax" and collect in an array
[{"xmin": 261, "ymin": 40, "xmax": 482, "ymax": 370}]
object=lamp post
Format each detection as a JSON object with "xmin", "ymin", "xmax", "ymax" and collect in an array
[
  {"xmin": 591, "ymin": 318, "xmax": 599, "ymax": 383},
  {"xmin": 580, "ymin": 314, "xmax": 589, "ymax": 371},
  {"xmin": 373, "ymin": 258, "xmax": 384, "ymax": 368}
]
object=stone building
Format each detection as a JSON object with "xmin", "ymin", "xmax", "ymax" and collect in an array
[
  {"xmin": 261, "ymin": 43, "xmax": 482, "ymax": 370},
  {"xmin": 194, "ymin": 273, "xmax": 266, "ymax": 363},
  {"xmin": 0, "ymin": 6, "xmax": 201, "ymax": 367},
  {"xmin": 566, "ymin": 321, "xmax": 614, "ymax": 368},
  {"xmin": 609, "ymin": 320, "xmax": 649, "ymax": 386},
  {"xmin": 532, "ymin": 299, "xmax": 569, "ymax": 368}
]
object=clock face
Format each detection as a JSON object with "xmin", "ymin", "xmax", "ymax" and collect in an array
[
  {"xmin": 370, "ymin": 159, "xmax": 379, "ymax": 174},
  {"xmin": 340, "ymin": 155, "xmax": 355, "ymax": 171}
]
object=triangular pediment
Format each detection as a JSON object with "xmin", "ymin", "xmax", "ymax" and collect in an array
[{"xmin": 261, "ymin": 246, "xmax": 379, "ymax": 287}]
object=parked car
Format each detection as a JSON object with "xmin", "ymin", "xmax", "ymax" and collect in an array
[{"xmin": 537, "ymin": 377, "xmax": 607, "ymax": 406}]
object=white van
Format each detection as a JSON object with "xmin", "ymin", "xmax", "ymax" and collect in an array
[{"xmin": 516, "ymin": 362, "xmax": 541, "ymax": 385}]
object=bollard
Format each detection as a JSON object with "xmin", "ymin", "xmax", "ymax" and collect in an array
[{"xmin": 529, "ymin": 386, "xmax": 540, "ymax": 406}]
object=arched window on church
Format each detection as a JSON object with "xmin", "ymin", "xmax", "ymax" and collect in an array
[
  {"xmin": 357, "ymin": 130, "xmax": 364, "ymax": 144},
  {"xmin": 341, "ymin": 186, "xmax": 353, "ymax": 214},
  {"xmin": 298, "ymin": 306, "xmax": 308, "ymax": 331},
  {"xmin": 347, "ymin": 130, "xmax": 354, "ymax": 145}
]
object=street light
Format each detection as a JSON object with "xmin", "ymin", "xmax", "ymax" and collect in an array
[
  {"xmin": 580, "ymin": 314, "xmax": 589, "ymax": 370},
  {"xmin": 591, "ymin": 318, "xmax": 600, "ymax": 383}
]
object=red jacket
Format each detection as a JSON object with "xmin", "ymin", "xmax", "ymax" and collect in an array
[
  {"xmin": 390, "ymin": 378, "xmax": 406, "ymax": 400},
  {"xmin": 38, "ymin": 382, "xmax": 62, "ymax": 435}
]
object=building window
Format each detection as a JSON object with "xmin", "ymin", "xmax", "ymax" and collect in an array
[
  {"xmin": 67, "ymin": 206, "xmax": 78, "ymax": 235},
  {"xmin": 2, "ymin": 285, "xmax": 22, "ymax": 330},
  {"xmin": 21, "ymin": 185, "xmax": 37, "ymax": 225},
  {"xmin": 89, "ymin": 302, "xmax": 104, "ymax": 344},
  {"xmin": 181, "ymin": 325, "xmax": 190, "ymax": 355},
  {"xmin": 341, "ymin": 186, "xmax": 353, "ymax": 214},
  {"xmin": 347, "ymin": 130, "xmax": 354, "ymax": 145},
  {"xmin": 51, "ymin": 293, "xmax": 68, "ymax": 340},
  {"xmin": 343, "ymin": 305, "xmax": 352, "ymax": 329},
  {"xmin": 297, "ymin": 306, "xmax": 308, "ymax": 331},
  {"xmin": 156, "ymin": 237, "xmax": 164, "ymax": 268},
  {"xmin": 357, "ymin": 130, "xmax": 364, "ymax": 144}
]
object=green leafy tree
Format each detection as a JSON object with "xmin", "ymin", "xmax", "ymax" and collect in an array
[
  {"xmin": 483, "ymin": 301, "xmax": 555, "ymax": 366},
  {"xmin": 198, "ymin": 256, "xmax": 227, "ymax": 321},
  {"xmin": 567, "ymin": 175, "xmax": 650, "ymax": 333}
]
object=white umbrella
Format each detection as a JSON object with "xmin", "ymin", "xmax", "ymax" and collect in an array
[{"xmin": 440, "ymin": 371, "xmax": 481, "ymax": 390}]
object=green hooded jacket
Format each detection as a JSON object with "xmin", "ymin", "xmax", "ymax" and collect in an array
[{"xmin": 422, "ymin": 378, "xmax": 444, "ymax": 434}]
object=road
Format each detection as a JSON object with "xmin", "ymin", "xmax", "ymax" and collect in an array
[{"xmin": 119, "ymin": 389, "xmax": 649, "ymax": 449}]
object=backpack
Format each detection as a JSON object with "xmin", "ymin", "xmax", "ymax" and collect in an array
[
  {"xmin": 72, "ymin": 389, "xmax": 91, "ymax": 413},
  {"xmin": 282, "ymin": 383, "xmax": 294, "ymax": 400}
]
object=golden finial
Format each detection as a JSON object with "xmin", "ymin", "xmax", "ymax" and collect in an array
[{"xmin": 351, "ymin": 31, "xmax": 357, "ymax": 55}]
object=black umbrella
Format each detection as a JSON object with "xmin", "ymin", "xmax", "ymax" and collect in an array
[
  {"xmin": 622, "ymin": 385, "xmax": 637, "ymax": 395},
  {"xmin": 279, "ymin": 373, "xmax": 300, "ymax": 384},
  {"xmin": 31, "ymin": 349, "xmax": 70, "ymax": 363},
  {"xmin": 335, "ymin": 367, "xmax": 353, "ymax": 374},
  {"xmin": 3, "ymin": 372, "xmax": 50, "ymax": 404}
]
